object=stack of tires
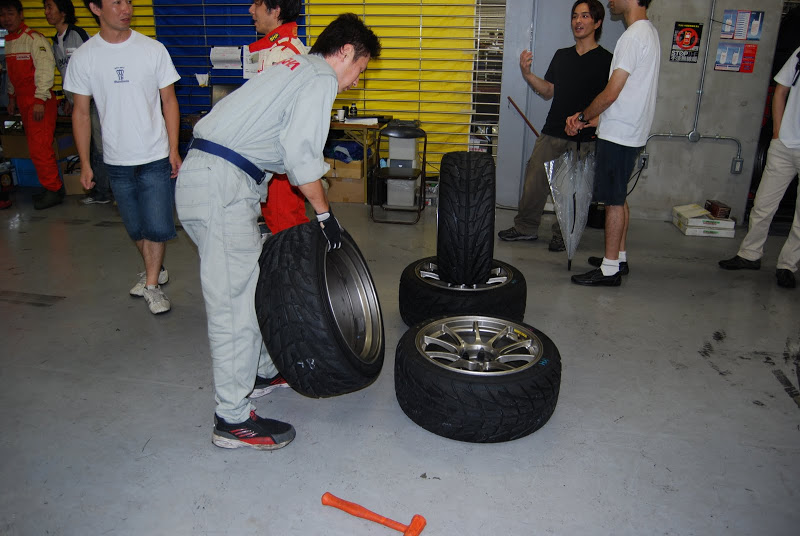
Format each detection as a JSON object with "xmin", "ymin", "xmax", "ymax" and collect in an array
[{"xmin": 395, "ymin": 151, "xmax": 562, "ymax": 443}]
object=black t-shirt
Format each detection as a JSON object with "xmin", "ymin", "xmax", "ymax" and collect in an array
[{"xmin": 541, "ymin": 45, "xmax": 613, "ymax": 140}]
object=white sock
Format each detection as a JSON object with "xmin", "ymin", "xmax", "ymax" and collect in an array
[
  {"xmin": 619, "ymin": 251, "xmax": 627, "ymax": 262},
  {"xmin": 600, "ymin": 257, "xmax": 619, "ymax": 276}
]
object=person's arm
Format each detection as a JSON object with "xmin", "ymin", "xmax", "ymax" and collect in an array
[
  {"xmin": 159, "ymin": 84, "xmax": 182, "ymax": 178},
  {"xmin": 565, "ymin": 68, "xmax": 629, "ymax": 136},
  {"xmin": 71, "ymin": 93, "xmax": 94, "ymax": 189},
  {"xmin": 298, "ymin": 180, "xmax": 343, "ymax": 249},
  {"xmin": 297, "ymin": 180, "xmax": 329, "ymax": 214},
  {"xmin": 771, "ymin": 83, "xmax": 789, "ymax": 139},
  {"xmin": 519, "ymin": 49, "xmax": 554, "ymax": 100},
  {"xmin": 31, "ymin": 33, "xmax": 57, "ymax": 121}
]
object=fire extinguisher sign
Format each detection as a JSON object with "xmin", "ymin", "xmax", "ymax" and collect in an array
[{"xmin": 670, "ymin": 22, "xmax": 703, "ymax": 63}]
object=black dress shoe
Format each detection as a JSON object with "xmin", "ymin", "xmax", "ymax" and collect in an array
[
  {"xmin": 776, "ymin": 269, "xmax": 796, "ymax": 288},
  {"xmin": 33, "ymin": 189, "xmax": 64, "ymax": 210},
  {"xmin": 588, "ymin": 256, "xmax": 629, "ymax": 275},
  {"xmin": 718, "ymin": 255, "xmax": 761, "ymax": 270},
  {"xmin": 571, "ymin": 267, "xmax": 622, "ymax": 287}
]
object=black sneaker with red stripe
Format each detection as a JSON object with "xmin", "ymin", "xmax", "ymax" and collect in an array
[
  {"xmin": 249, "ymin": 373, "xmax": 290, "ymax": 399},
  {"xmin": 212, "ymin": 411, "xmax": 296, "ymax": 450}
]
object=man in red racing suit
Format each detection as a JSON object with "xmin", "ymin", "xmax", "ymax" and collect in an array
[
  {"xmin": 247, "ymin": 0, "xmax": 309, "ymax": 234},
  {"xmin": 1, "ymin": 0, "xmax": 63, "ymax": 210}
]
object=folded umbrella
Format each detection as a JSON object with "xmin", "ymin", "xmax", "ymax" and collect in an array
[{"xmin": 546, "ymin": 144, "xmax": 596, "ymax": 271}]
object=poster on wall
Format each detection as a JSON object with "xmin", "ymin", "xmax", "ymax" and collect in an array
[
  {"xmin": 720, "ymin": 10, "xmax": 764, "ymax": 40},
  {"xmin": 670, "ymin": 22, "xmax": 703, "ymax": 63},
  {"xmin": 714, "ymin": 43, "xmax": 757, "ymax": 73}
]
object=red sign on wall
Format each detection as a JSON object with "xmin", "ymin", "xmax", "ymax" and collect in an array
[{"xmin": 670, "ymin": 22, "xmax": 703, "ymax": 63}]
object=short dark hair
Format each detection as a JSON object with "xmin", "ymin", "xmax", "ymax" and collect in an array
[
  {"xmin": 44, "ymin": 0, "xmax": 77, "ymax": 25},
  {"xmin": 572, "ymin": 0, "xmax": 605, "ymax": 41},
  {"xmin": 83, "ymin": 0, "xmax": 99, "ymax": 25},
  {"xmin": 639, "ymin": 0, "xmax": 652, "ymax": 7},
  {"xmin": 309, "ymin": 13, "xmax": 381, "ymax": 61},
  {"xmin": 0, "ymin": 0, "xmax": 24, "ymax": 13},
  {"xmin": 260, "ymin": 0, "xmax": 301, "ymax": 24}
]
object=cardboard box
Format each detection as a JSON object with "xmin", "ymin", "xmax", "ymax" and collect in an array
[
  {"xmin": 705, "ymin": 199, "xmax": 731, "ymax": 219},
  {"xmin": 672, "ymin": 204, "xmax": 735, "ymax": 229},
  {"xmin": 322, "ymin": 157, "xmax": 363, "ymax": 180},
  {"xmin": 323, "ymin": 158, "xmax": 367, "ymax": 202},
  {"xmin": 673, "ymin": 216, "xmax": 735, "ymax": 238},
  {"xmin": 1, "ymin": 133, "xmax": 78, "ymax": 160},
  {"xmin": 333, "ymin": 160, "xmax": 362, "ymax": 179},
  {"xmin": 327, "ymin": 175, "xmax": 364, "ymax": 203},
  {"xmin": 59, "ymin": 159, "xmax": 86, "ymax": 196}
]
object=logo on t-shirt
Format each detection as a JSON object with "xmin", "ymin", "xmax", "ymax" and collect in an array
[{"xmin": 114, "ymin": 66, "xmax": 129, "ymax": 84}]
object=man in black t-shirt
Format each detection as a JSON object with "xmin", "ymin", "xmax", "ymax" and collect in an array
[{"xmin": 498, "ymin": 0, "xmax": 612, "ymax": 251}]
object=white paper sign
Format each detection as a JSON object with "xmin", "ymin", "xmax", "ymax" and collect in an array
[{"xmin": 210, "ymin": 46, "xmax": 242, "ymax": 70}]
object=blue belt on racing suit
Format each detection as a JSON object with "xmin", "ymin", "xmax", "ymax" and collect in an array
[{"xmin": 188, "ymin": 138, "xmax": 267, "ymax": 185}]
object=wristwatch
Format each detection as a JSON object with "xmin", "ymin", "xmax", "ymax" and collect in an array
[{"xmin": 578, "ymin": 112, "xmax": 587, "ymax": 123}]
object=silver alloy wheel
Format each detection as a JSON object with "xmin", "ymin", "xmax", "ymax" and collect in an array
[
  {"xmin": 416, "ymin": 260, "xmax": 510, "ymax": 291},
  {"xmin": 415, "ymin": 316, "xmax": 544, "ymax": 376},
  {"xmin": 325, "ymin": 243, "xmax": 383, "ymax": 364}
]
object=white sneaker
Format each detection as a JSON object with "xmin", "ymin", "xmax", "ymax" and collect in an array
[
  {"xmin": 142, "ymin": 285, "xmax": 171, "ymax": 314},
  {"xmin": 130, "ymin": 268, "xmax": 169, "ymax": 297}
]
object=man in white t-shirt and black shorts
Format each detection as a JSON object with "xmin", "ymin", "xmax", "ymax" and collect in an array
[
  {"xmin": 64, "ymin": 0, "xmax": 182, "ymax": 314},
  {"xmin": 566, "ymin": 0, "xmax": 660, "ymax": 287},
  {"xmin": 719, "ymin": 46, "xmax": 800, "ymax": 289}
]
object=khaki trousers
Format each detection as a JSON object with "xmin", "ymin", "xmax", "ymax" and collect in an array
[
  {"xmin": 513, "ymin": 134, "xmax": 594, "ymax": 236},
  {"xmin": 738, "ymin": 139, "xmax": 800, "ymax": 272}
]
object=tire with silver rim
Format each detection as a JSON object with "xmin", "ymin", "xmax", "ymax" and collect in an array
[
  {"xmin": 256, "ymin": 222, "xmax": 384, "ymax": 397},
  {"xmin": 395, "ymin": 315, "xmax": 561, "ymax": 443},
  {"xmin": 398, "ymin": 256, "xmax": 526, "ymax": 326}
]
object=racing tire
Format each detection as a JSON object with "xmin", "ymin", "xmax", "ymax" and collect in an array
[
  {"xmin": 398, "ymin": 256, "xmax": 526, "ymax": 327},
  {"xmin": 255, "ymin": 222, "xmax": 384, "ymax": 398},
  {"xmin": 395, "ymin": 315, "xmax": 561, "ymax": 443},
  {"xmin": 436, "ymin": 151, "xmax": 496, "ymax": 285}
]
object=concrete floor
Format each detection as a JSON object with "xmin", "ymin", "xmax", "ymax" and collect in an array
[{"xmin": 1, "ymin": 190, "xmax": 798, "ymax": 536}]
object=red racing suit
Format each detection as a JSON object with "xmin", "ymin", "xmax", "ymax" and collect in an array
[
  {"xmin": 5, "ymin": 24, "xmax": 61, "ymax": 192},
  {"xmin": 250, "ymin": 22, "xmax": 309, "ymax": 233}
]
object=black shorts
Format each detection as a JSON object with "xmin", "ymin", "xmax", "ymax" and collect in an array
[{"xmin": 593, "ymin": 139, "xmax": 642, "ymax": 205}]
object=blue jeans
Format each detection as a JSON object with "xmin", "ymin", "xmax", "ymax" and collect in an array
[{"xmin": 106, "ymin": 157, "xmax": 176, "ymax": 242}]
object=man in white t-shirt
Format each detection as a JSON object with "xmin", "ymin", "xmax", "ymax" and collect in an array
[
  {"xmin": 64, "ymin": 0, "xmax": 181, "ymax": 314},
  {"xmin": 566, "ymin": 0, "xmax": 660, "ymax": 287},
  {"xmin": 719, "ymin": 46, "xmax": 800, "ymax": 289}
]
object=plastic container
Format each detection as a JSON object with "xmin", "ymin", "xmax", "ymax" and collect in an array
[{"xmin": 11, "ymin": 158, "xmax": 40, "ymax": 187}]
